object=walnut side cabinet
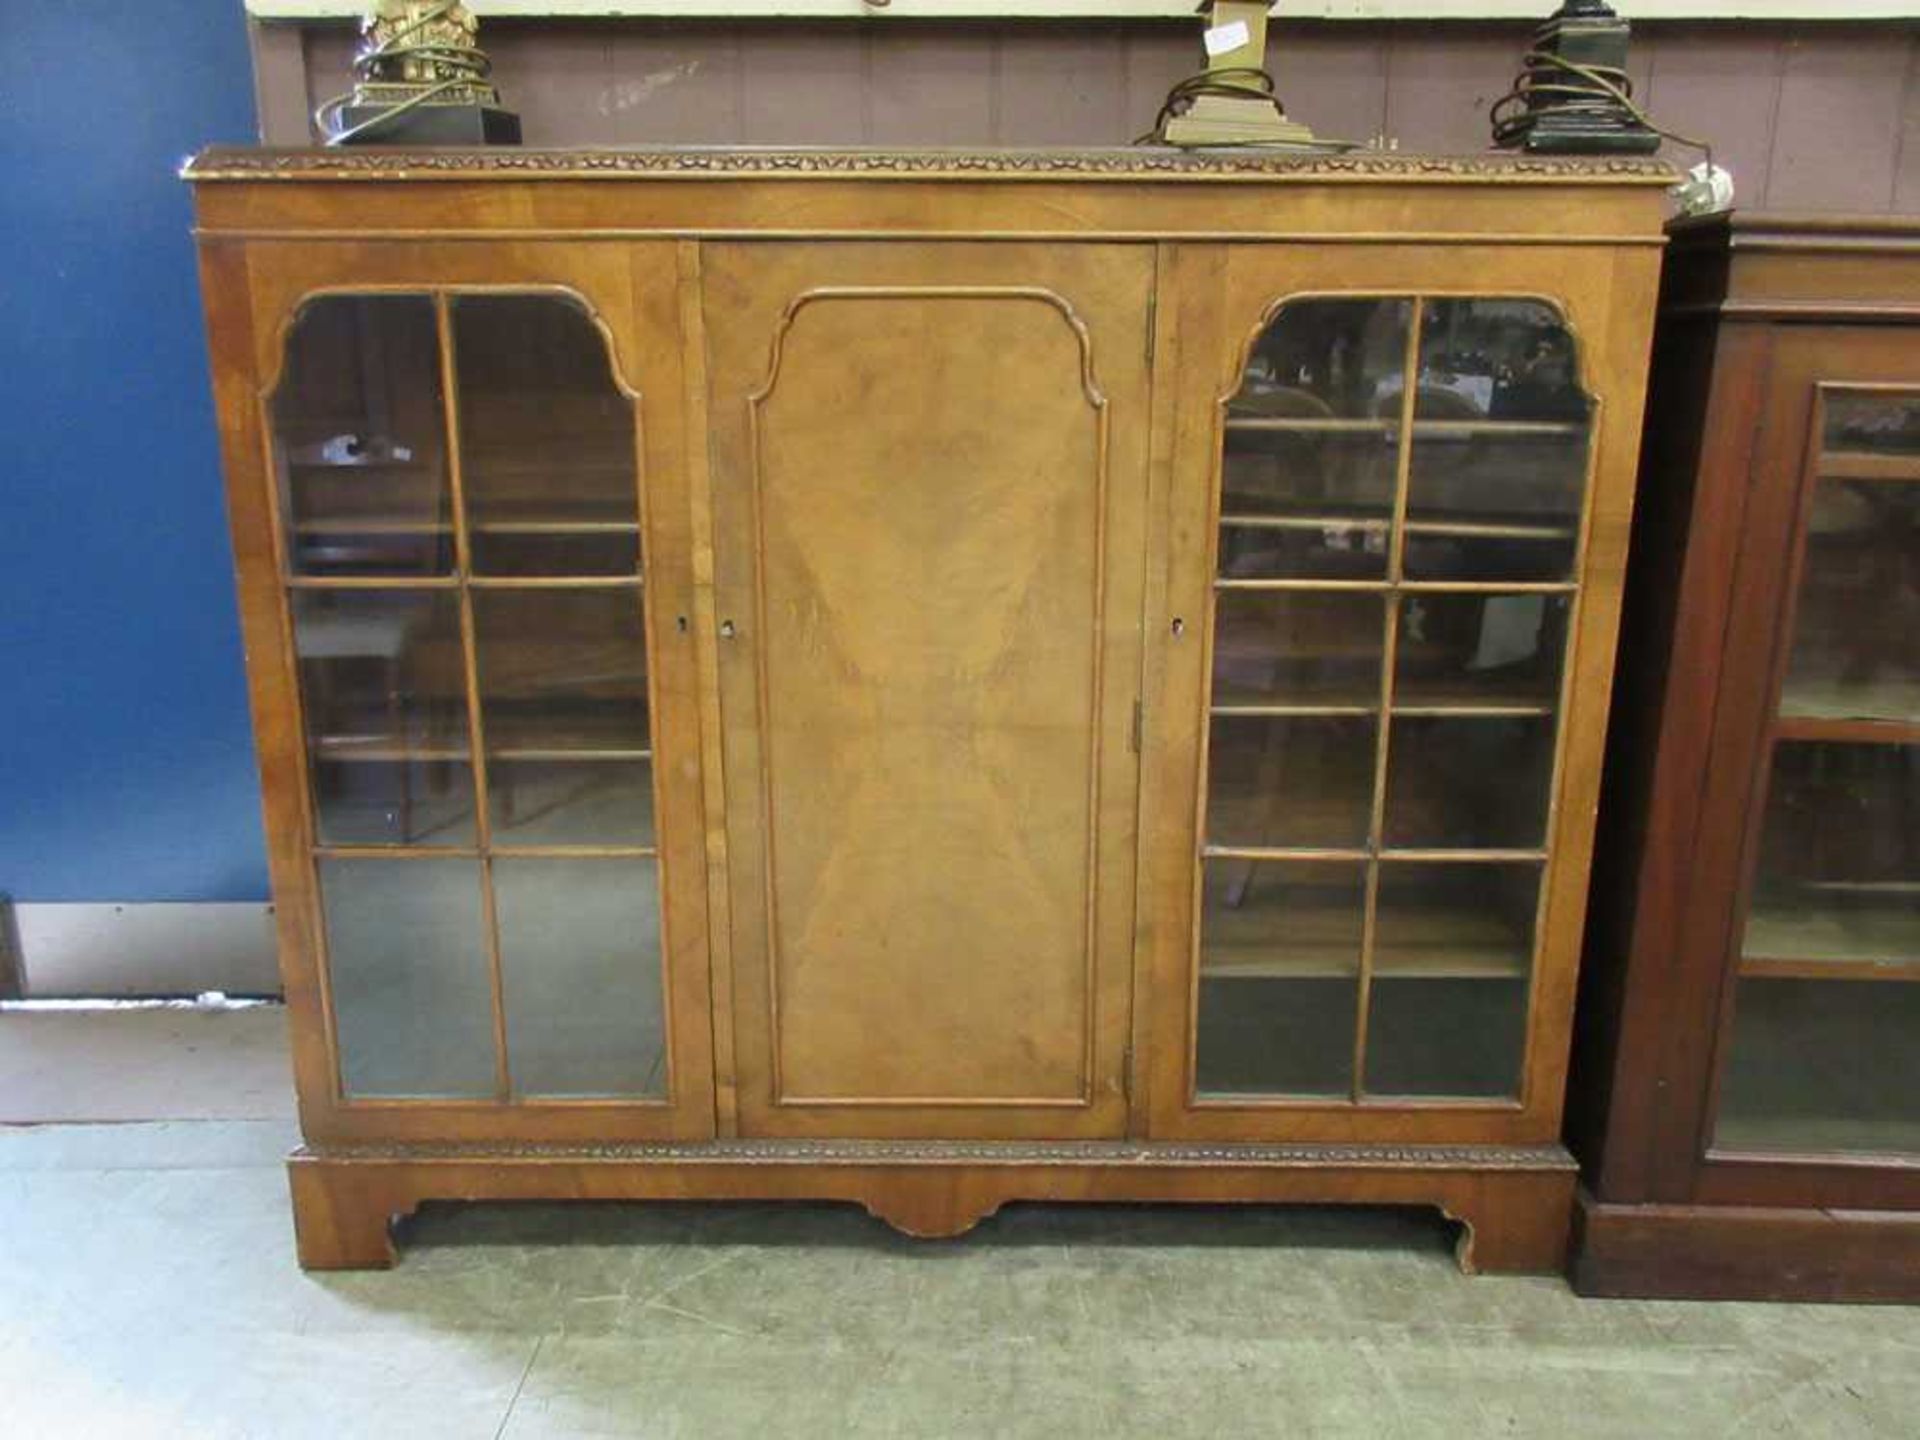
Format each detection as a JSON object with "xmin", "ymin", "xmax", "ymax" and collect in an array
[
  {"xmin": 185, "ymin": 146, "xmax": 1669, "ymax": 1271},
  {"xmin": 1571, "ymin": 213, "xmax": 1920, "ymax": 1301}
]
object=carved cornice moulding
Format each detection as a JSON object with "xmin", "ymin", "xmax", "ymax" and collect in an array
[
  {"xmin": 185, "ymin": 146, "xmax": 1677, "ymax": 186},
  {"xmin": 299, "ymin": 1138, "xmax": 1579, "ymax": 1169}
]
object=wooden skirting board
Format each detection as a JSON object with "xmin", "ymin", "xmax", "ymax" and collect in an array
[
  {"xmin": 288, "ymin": 1140, "xmax": 1577, "ymax": 1273},
  {"xmin": 1572, "ymin": 1189, "xmax": 1920, "ymax": 1303}
]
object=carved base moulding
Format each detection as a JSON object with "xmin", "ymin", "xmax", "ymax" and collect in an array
[{"xmin": 287, "ymin": 1140, "xmax": 1579, "ymax": 1273}]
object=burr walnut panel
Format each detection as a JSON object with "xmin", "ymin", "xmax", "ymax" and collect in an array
[{"xmin": 703, "ymin": 243, "xmax": 1153, "ymax": 1138}]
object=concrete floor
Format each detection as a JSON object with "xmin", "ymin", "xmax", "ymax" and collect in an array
[{"xmin": 3, "ymin": 1011, "xmax": 1919, "ymax": 1438}]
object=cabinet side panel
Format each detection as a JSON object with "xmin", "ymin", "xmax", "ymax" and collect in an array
[
  {"xmin": 197, "ymin": 237, "xmax": 338, "ymax": 1132},
  {"xmin": 1572, "ymin": 315, "xmax": 1766, "ymax": 1201}
]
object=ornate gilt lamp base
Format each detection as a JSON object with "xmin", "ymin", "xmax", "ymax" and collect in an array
[{"xmin": 323, "ymin": 2, "xmax": 520, "ymax": 146}]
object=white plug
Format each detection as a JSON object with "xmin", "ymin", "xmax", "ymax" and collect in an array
[{"xmin": 1671, "ymin": 162, "xmax": 1735, "ymax": 217}]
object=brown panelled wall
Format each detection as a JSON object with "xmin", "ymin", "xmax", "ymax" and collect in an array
[{"xmin": 253, "ymin": 19, "xmax": 1918, "ymax": 213}]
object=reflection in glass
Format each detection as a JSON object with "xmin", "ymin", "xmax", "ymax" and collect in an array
[
  {"xmin": 1395, "ymin": 593, "xmax": 1568, "ymax": 712},
  {"xmin": 1416, "ymin": 299, "xmax": 1588, "ymax": 424},
  {"xmin": 272, "ymin": 296, "xmax": 451, "ymax": 578},
  {"xmin": 1404, "ymin": 431, "xmax": 1586, "ymax": 582},
  {"xmin": 1714, "ymin": 389, "xmax": 1920, "ymax": 1157},
  {"xmin": 1212, "ymin": 592, "xmax": 1385, "ymax": 710},
  {"xmin": 1365, "ymin": 976, "xmax": 1526, "ymax": 1099},
  {"xmin": 1230, "ymin": 299, "xmax": 1411, "ymax": 421},
  {"xmin": 1717, "ymin": 979, "xmax": 1920, "ymax": 1155},
  {"xmin": 322, "ymin": 858, "xmax": 495, "ymax": 1098},
  {"xmin": 1383, "ymin": 717, "xmax": 1554, "ymax": 851},
  {"xmin": 454, "ymin": 295, "xmax": 640, "ymax": 578},
  {"xmin": 489, "ymin": 759, "xmax": 657, "ymax": 849},
  {"xmin": 1220, "ymin": 431, "xmax": 1396, "ymax": 581},
  {"xmin": 1780, "ymin": 476, "xmax": 1920, "ymax": 725},
  {"xmin": 1207, "ymin": 715, "xmax": 1374, "ymax": 850},
  {"xmin": 1743, "ymin": 742, "xmax": 1920, "ymax": 971},
  {"xmin": 496, "ymin": 858, "xmax": 666, "ymax": 1098},
  {"xmin": 293, "ymin": 589, "xmax": 473, "ymax": 847},
  {"xmin": 1823, "ymin": 390, "xmax": 1920, "ymax": 464},
  {"xmin": 1195, "ymin": 293, "xmax": 1590, "ymax": 1102},
  {"xmin": 1405, "ymin": 299, "xmax": 1590, "ymax": 582},
  {"xmin": 1196, "ymin": 861, "xmax": 1362, "ymax": 1096},
  {"xmin": 1374, "ymin": 862, "xmax": 1540, "ymax": 978}
]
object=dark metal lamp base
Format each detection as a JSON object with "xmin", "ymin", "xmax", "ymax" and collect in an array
[{"xmin": 333, "ymin": 105, "xmax": 522, "ymax": 147}]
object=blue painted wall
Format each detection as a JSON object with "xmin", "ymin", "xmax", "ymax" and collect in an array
[{"xmin": 0, "ymin": 3, "xmax": 268, "ymax": 902}]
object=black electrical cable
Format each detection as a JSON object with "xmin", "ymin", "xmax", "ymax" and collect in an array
[
  {"xmin": 1135, "ymin": 67, "xmax": 1356, "ymax": 150},
  {"xmin": 1490, "ymin": 47, "xmax": 1711, "ymax": 165}
]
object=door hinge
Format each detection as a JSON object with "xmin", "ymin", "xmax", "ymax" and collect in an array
[
  {"xmin": 1145, "ymin": 291, "xmax": 1158, "ymax": 364},
  {"xmin": 1130, "ymin": 698, "xmax": 1143, "ymax": 753}
]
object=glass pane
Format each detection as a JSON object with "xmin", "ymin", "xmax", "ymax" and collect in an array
[
  {"xmin": 473, "ymin": 589, "xmax": 650, "ymax": 845},
  {"xmin": 489, "ymin": 759, "xmax": 657, "ymax": 849},
  {"xmin": 1220, "ymin": 433, "xmax": 1396, "ymax": 581},
  {"xmin": 1366, "ymin": 858, "xmax": 1531, "ymax": 1097},
  {"xmin": 1233, "ymin": 298, "xmax": 1412, "ymax": 421},
  {"xmin": 1374, "ymin": 861, "xmax": 1540, "ymax": 979},
  {"xmin": 1716, "ymin": 979, "xmax": 1920, "ymax": 1155},
  {"xmin": 321, "ymin": 857, "xmax": 495, "ymax": 1098},
  {"xmin": 1416, "ymin": 299, "xmax": 1589, "ymax": 425},
  {"xmin": 1395, "ymin": 593, "xmax": 1568, "ymax": 712},
  {"xmin": 1207, "ymin": 714, "xmax": 1374, "ymax": 850},
  {"xmin": 1196, "ymin": 860, "xmax": 1363, "ymax": 1096},
  {"xmin": 1742, "ymin": 741, "xmax": 1920, "ymax": 972},
  {"xmin": 1383, "ymin": 716, "xmax": 1554, "ymax": 851},
  {"xmin": 292, "ymin": 589, "xmax": 473, "ymax": 847},
  {"xmin": 1406, "ymin": 300, "xmax": 1589, "ymax": 583},
  {"xmin": 1780, "ymin": 410, "xmax": 1920, "ymax": 723},
  {"xmin": 271, "ymin": 296, "xmax": 451, "ymax": 579},
  {"xmin": 496, "ymin": 858, "xmax": 667, "ymax": 1098},
  {"xmin": 1714, "ymin": 392, "xmax": 1920, "ymax": 1157},
  {"xmin": 1212, "ymin": 591, "xmax": 1386, "ymax": 710},
  {"xmin": 1823, "ymin": 390, "xmax": 1920, "ymax": 468},
  {"xmin": 1363, "ymin": 976, "xmax": 1527, "ymax": 1099},
  {"xmin": 454, "ymin": 295, "xmax": 641, "ymax": 578},
  {"xmin": 1221, "ymin": 299, "xmax": 1409, "ymax": 582}
]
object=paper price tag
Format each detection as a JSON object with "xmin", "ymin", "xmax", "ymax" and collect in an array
[{"xmin": 1203, "ymin": 20, "xmax": 1250, "ymax": 57}]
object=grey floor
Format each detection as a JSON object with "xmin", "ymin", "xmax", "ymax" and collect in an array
[{"xmin": 3, "ymin": 1011, "xmax": 1919, "ymax": 1438}]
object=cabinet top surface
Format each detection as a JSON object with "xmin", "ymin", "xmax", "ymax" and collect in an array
[{"xmin": 183, "ymin": 144, "xmax": 1676, "ymax": 187}]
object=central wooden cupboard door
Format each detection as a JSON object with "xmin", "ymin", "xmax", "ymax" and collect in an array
[{"xmin": 702, "ymin": 244, "xmax": 1154, "ymax": 1138}]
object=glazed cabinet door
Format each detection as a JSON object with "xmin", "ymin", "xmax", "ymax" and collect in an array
[
  {"xmin": 701, "ymin": 243, "xmax": 1154, "ymax": 1138},
  {"xmin": 1141, "ymin": 242, "xmax": 1656, "ymax": 1143},
  {"xmin": 1679, "ymin": 327, "xmax": 1920, "ymax": 1207},
  {"xmin": 206, "ymin": 241, "xmax": 715, "ymax": 1143}
]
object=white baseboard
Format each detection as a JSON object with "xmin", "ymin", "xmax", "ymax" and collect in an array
[{"xmin": 8, "ymin": 903, "xmax": 282, "ymax": 999}]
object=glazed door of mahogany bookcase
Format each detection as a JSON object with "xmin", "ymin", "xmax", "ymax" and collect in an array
[
  {"xmin": 1140, "ymin": 242, "xmax": 1656, "ymax": 1144},
  {"xmin": 700, "ymin": 242, "xmax": 1153, "ymax": 1139},
  {"xmin": 1658, "ymin": 326, "xmax": 1920, "ymax": 1210},
  {"xmin": 209, "ymin": 240, "xmax": 716, "ymax": 1144}
]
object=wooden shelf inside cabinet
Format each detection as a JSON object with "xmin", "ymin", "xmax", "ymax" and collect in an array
[
  {"xmin": 1218, "ymin": 511, "xmax": 1577, "ymax": 544},
  {"xmin": 292, "ymin": 516, "xmax": 640, "ymax": 538},
  {"xmin": 1741, "ymin": 889, "xmax": 1920, "ymax": 981},
  {"xmin": 1203, "ymin": 893, "xmax": 1531, "ymax": 980},
  {"xmin": 1393, "ymin": 676, "xmax": 1558, "ymax": 716},
  {"xmin": 1222, "ymin": 417, "xmax": 1586, "ymax": 438},
  {"xmin": 488, "ymin": 715, "xmax": 653, "ymax": 763},
  {"xmin": 1819, "ymin": 451, "xmax": 1920, "ymax": 484},
  {"xmin": 1777, "ymin": 678, "xmax": 1920, "ymax": 741},
  {"xmin": 312, "ymin": 720, "xmax": 650, "ymax": 764},
  {"xmin": 312, "ymin": 733, "xmax": 468, "ymax": 763},
  {"xmin": 1210, "ymin": 677, "xmax": 1556, "ymax": 718}
]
